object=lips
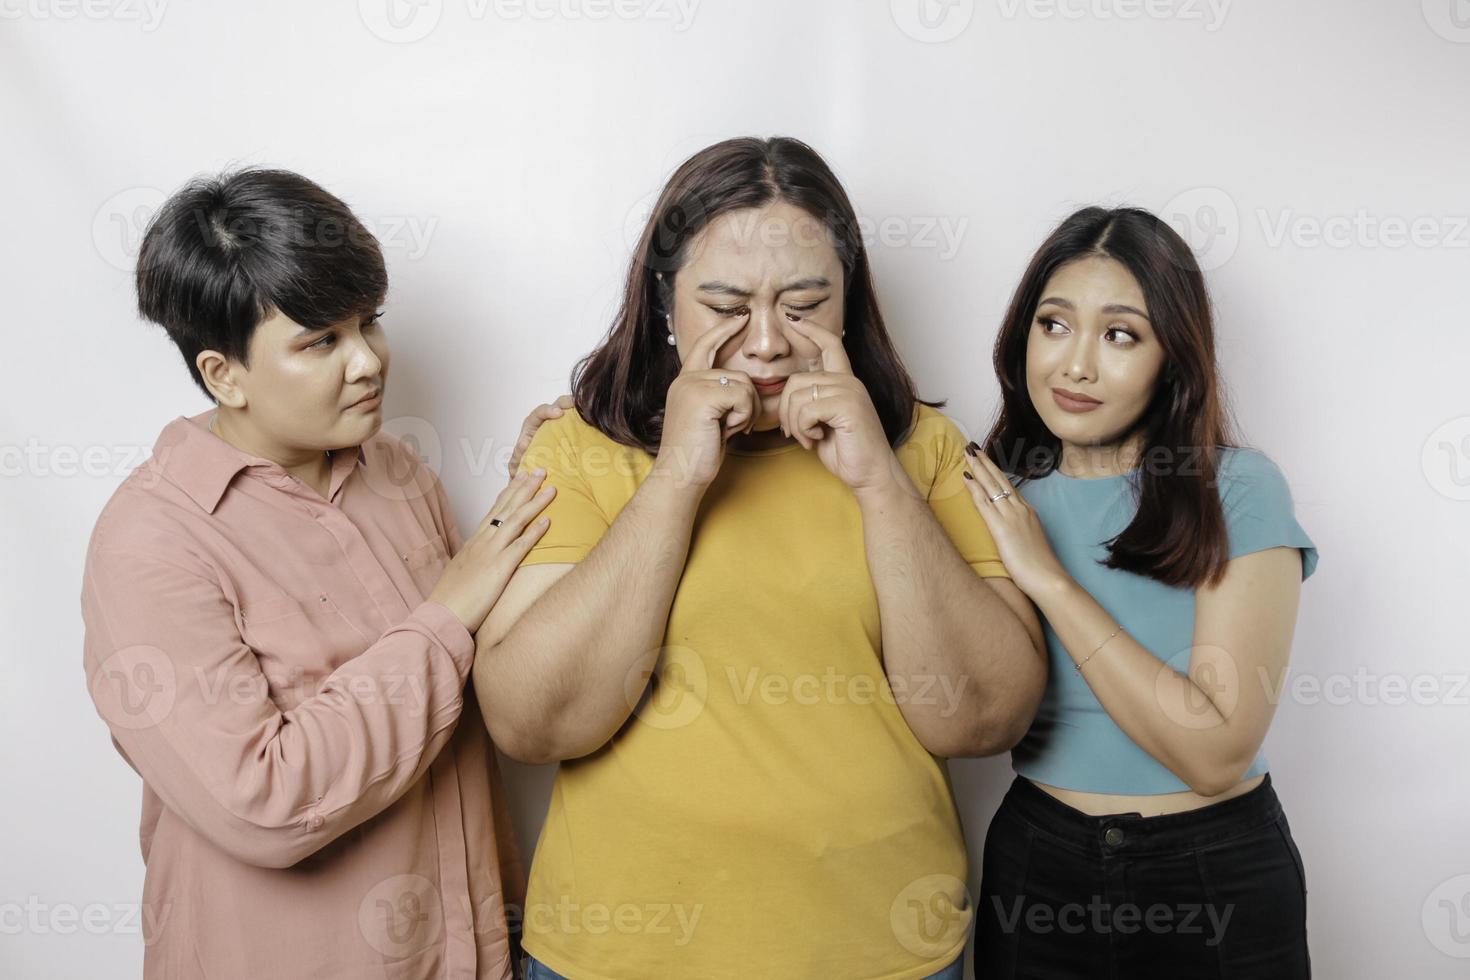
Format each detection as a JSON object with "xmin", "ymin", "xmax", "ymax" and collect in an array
[
  {"xmin": 752, "ymin": 378, "xmax": 787, "ymax": 394},
  {"xmin": 1051, "ymin": 387, "xmax": 1102, "ymax": 413},
  {"xmin": 346, "ymin": 389, "xmax": 383, "ymax": 410}
]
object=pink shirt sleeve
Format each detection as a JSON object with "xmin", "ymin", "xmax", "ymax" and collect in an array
[{"xmin": 81, "ymin": 539, "xmax": 475, "ymax": 870}]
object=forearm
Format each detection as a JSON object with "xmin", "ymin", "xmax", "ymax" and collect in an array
[
  {"xmin": 857, "ymin": 476, "xmax": 1043, "ymax": 757},
  {"xmin": 475, "ymin": 469, "xmax": 701, "ymax": 763},
  {"xmin": 86, "ymin": 588, "xmax": 474, "ymax": 870},
  {"xmin": 1030, "ymin": 577, "xmax": 1251, "ymax": 795}
]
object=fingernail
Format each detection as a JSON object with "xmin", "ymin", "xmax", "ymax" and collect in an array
[
  {"xmin": 965, "ymin": 441, "xmax": 978, "ymax": 456},
  {"xmin": 963, "ymin": 470, "xmax": 973, "ymax": 480}
]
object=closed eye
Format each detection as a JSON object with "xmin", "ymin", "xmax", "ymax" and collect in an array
[{"xmin": 784, "ymin": 300, "xmax": 824, "ymax": 321}]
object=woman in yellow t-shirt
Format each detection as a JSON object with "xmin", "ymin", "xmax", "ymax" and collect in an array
[{"xmin": 472, "ymin": 136, "xmax": 1046, "ymax": 980}]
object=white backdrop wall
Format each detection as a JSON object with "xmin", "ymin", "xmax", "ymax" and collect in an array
[{"xmin": 3, "ymin": 1, "xmax": 1467, "ymax": 976}]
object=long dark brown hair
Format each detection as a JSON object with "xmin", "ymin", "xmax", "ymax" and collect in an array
[
  {"xmin": 568, "ymin": 136, "xmax": 941, "ymax": 453},
  {"xmin": 983, "ymin": 206, "xmax": 1241, "ymax": 589}
]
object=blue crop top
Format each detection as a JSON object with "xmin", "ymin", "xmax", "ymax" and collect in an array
[{"xmin": 1010, "ymin": 446, "xmax": 1319, "ymax": 794}]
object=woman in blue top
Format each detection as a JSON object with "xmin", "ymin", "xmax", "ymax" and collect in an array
[{"xmin": 960, "ymin": 207, "xmax": 1317, "ymax": 978}]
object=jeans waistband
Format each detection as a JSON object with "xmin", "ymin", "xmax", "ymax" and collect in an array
[{"xmin": 1002, "ymin": 772, "xmax": 1284, "ymax": 858}]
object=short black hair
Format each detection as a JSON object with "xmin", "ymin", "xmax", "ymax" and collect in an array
[{"xmin": 136, "ymin": 168, "xmax": 388, "ymax": 401}]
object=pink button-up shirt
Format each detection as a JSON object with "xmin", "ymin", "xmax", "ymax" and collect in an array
[{"xmin": 80, "ymin": 407, "xmax": 525, "ymax": 980}]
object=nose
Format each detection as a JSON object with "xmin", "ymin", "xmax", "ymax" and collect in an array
[
  {"xmin": 344, "ymin": 329, "xmax": 383, "ymax": 384},
  {"xmin": 742, "ymin": 305, "xmax": 791, "ymax": 361},
  {"xmin": 1062, "ymin": 330, "xmax": 1097, "ymax": 384}
]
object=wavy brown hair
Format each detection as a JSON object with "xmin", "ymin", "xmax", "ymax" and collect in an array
[
  {"xmin": 983, "ymin": 206, "xmax": 1242, "ymax": 589},
  {"xmin": 568, "ymin": 136, "xmax": 942, "ymax": 453}
]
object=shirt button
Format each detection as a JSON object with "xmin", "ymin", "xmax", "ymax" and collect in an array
[
  {"xmin": 307, "ymin": 813, "xmax": 324, "ymax": 830},
  {"xmin": 1104, "ymin": 827, "xmax": 1125, "ymax": 846},
  {"xmin": 318, "ymin": 594, "xmax": 328, "ymax": 604}
]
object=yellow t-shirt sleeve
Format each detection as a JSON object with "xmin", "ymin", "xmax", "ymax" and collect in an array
[
  {"xmin": 905, "ymin": 409, "xmax": 1011, "ymax": 579},
  {"xmin": 514, "ymin": 412, "xmax": 611, "ymax": 566}
]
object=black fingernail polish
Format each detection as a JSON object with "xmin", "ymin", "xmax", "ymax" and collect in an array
[
  {"xmin": 963, "ymin": 470, "xmax": 973, "ymax": 480},
  {"xmin": 966, "ymin": 441, "xmax": 979, "ymax": 456}
]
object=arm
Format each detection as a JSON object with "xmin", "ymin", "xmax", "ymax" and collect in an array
[
  {"xmin": 856, "ymin": 477, "xmax": 1047, "ymax": 758},
  {"xmin": 1028, "ymin": 546, "xmax": 1303, "ymax": 796},
  {"xmin": 81, "ymin": 546, "xmax": 476, "ymax": 869},
  {"xmin": 471, "ymin": 466, "xmax": 702, "ymax": 764}
]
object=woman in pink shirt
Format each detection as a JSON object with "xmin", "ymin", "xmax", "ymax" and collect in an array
[{"xmin": 81, "ymin": 168, "xmax": 559, "ymax": 979}]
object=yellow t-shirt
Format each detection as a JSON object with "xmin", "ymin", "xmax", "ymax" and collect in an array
[{"xmin": 513, "ymin": 402, "xmax": 1008, "ymax": 980}]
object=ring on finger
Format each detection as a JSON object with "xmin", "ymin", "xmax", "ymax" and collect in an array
[{"xmin": 987, "ymin": 490, "xmax": 1012, "ymax": 502}]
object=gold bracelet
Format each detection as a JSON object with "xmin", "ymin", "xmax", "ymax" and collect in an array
[{"xmin": 1074, "ymin": 624, "xmax": 1124, "ymax": 673}]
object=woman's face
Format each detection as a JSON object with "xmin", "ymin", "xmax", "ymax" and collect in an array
[
  {"xmin": 667, "ymin": 200, "xmax": 846, "ymax": 432},
  {"xmin": 205, "ymin": 309, "xmax": 390, "ymax": 457},
  {"xmin": 1024, "ymin": 255, "xmax": 1166, "ymax": 464}
]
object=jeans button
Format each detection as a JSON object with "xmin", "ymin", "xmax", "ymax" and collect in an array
[{"xmin": 1104, "ymin": 827, "xmax": 1124, "ymax": 846}]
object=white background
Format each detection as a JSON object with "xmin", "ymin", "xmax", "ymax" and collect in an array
[{"xmin": 3, "ymin": 1, "xmax": 1468, "ymax": 976}]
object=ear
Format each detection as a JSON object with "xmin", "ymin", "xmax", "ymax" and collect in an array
[{"xmin": 197, "ymin": 350, "xmax": 247, "ymax": 409}]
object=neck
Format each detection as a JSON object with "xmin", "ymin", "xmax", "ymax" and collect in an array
[
  {"xmin": 1057, "ymin": 436, "xmax": 1144, "ymax": 478},
  {"xmin": 727, "ymin": 425, "xmax": 798, "ymax": 453},
  {"xmin": 209, "ymin": 409, "xmax": 333, "ymax": 489}
]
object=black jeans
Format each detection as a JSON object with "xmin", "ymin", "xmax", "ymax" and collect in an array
[{"xmin": 974, "ymin": 773, "xmax": 1309, "ymax": 979}]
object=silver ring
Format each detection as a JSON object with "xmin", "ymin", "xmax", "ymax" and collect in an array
[
  {"xmin": 988, "ymin": 490, "xmax": 1012, "ymax": 502},
  {"xmin": 719, "ymin": 375, "xmax": 730, "ymax": 386},
  {"xmin": 812, "ymin": 384, "xmax": 819, "ymax": 402},
  {"xmin": 489, "ymin": 518, "xmax": 503, "ymax": 527}
]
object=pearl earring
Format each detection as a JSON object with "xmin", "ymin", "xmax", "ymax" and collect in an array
[{"xmin": 666, "ymin": 333, "xmax": 676, "ymax": 346}]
